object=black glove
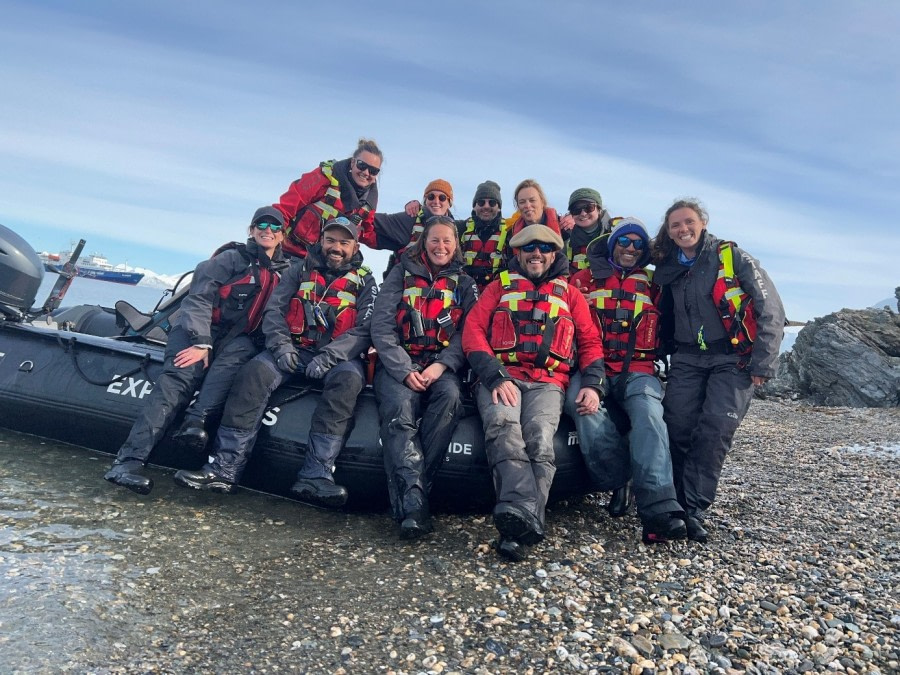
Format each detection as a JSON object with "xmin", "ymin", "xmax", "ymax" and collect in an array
[
  {"xmin": 347, "ymin": 213, "xmax": 363, "ymax": 226},
  {"xmin": 304, "ymin": 354, "xmax": 329, "ymax": 379},
  {"xmin": 276, "ymin": 351, "xmax": 299, "ymax": 373}
]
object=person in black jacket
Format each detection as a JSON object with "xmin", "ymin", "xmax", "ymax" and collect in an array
[
  {"xmin": 371, "ymin": 215, "xmax": 478, "ymax": 540},
  {"xmin": 653, "ymin": 198, "xmax": 785, "ymax": 543},
  {"xmin": 104, "ymin": 207, "xmax": 288, "ymax": 494},
  {"xmin": 174, "ymin": 217, "xmax": 376, "ymax": 503}
]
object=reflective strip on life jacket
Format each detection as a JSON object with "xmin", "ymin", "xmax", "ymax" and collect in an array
[
  {"xmin": 712, "ymin": 241, "xmax": 757, "ymax": 355},
  {"xmin": 461, "ymin": 217, "xmax": 511, "ymax": 284},
  {"xmin": 397, "ymin": 270, "xmax": 461, "ymax": 359},
  {"xmin": 287, "ymin": 266, "xmax": 367, "ymax": 347}
]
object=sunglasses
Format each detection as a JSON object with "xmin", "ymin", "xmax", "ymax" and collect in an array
[
  {"xmin": 570, "ymin": 203, "xmax": 598, "ymax": 216},
  {"xmin": 426, "ymin": 192, "xmax": 448, "ymax": 203},
  {"xmin": 354, "ymin": 158, "xmax": 381, "ymax": 176},
  {"xmin": 476, "ymin": 199, "xmax": 498, "ymax": 208},
  {"xmin": 520, "ymin": 242, "xmax": 557, "ymax": 253},
  {"xmin": 255, "ymin": 221, "xmax": 283, "ymax": 232},
  {"xmin": 615, "ymin": 235, "xmax": 645, "ymax": 250}
]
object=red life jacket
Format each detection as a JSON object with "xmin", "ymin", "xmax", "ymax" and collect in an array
[
  {"xmin": 488, "ymin": 271, "xmax": 576, "ymax": 375},
  {"xmin": 510, "ymin": 208, "xmax": 561, "ymax": 239},
  {"xmin": 284, "ymin": 266, "xmax": 369, "ymax": 348},
  {"xmin": 712, "ymin": 241, "xmax": 757, "ymax": 356},
  {"xmin": 210, "ymin": 243, "xmax": 279, "ymax": 334},
  {"xmin": 460, "ymin": 217, "xmax": 512, "ymax": 288},
  {"xmin": 285, "ymin": 161, "xmax": 373, "ymax": 258},
  {"xmin": 583, "ymin": 268, "xmax": 660, "ymax": 373},
  {"xmin": 395, "ymin": 268, "xmax": 463, "ymax": 364}
]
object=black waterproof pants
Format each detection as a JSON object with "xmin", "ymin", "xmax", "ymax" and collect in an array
[
  {"xmin": 662, "ymin": 351, "xmax": 754, "ymax": 514},
  {"xmin": 375, "ymin": 368, "xmax": 462, "ymax": 522},
  {"xmin": 116, "ymin": 327, "xmax": 257, "ymax": 463}
]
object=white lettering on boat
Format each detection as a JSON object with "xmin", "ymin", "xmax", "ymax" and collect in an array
[
  {"xmin": 107, "ymin": 376, "xmax": 153, "ymax": 399},
  {"xmin": 447, "ymin": 442, "xmax": 472, "ymax": 456},
  {"xmin": 568, "ymin": 431, "xmax": 578, "ymax": 446},
  {"xmin": 262, "ymin": 408, "xmax": 279, "ymax": 426}
]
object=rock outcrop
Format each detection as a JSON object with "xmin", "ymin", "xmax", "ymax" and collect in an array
[{"xmin": 761, "ymin": 308, "xmax": 900, "ymax": 407}]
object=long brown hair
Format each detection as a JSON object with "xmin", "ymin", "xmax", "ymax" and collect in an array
[
  {"xmin": 652, "ymin": 198, "xmax": 709, "ymax": 264},
  {"xmin": 406, "ymin": 216, "xmax": 463, "ymax": 264}
]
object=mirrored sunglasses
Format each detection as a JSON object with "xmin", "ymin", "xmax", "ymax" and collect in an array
[
  {"xmin": 520, "ymin": 241, "xmax": 557, "ymax": 253},
  {"xmin": 570, "ymin": 202, "xmax": 598, "ymax": 216},
  {"xmin": 476, "ymin": 199, "xmax": 498, "ymax": 208},
  {"xmin": 255, "ymin": 221, "xmax": 283, "ymax": 232},
  {"xmin": 426, "ymin": 192, "xmax": 448, "ymax": 203},
  {"xmin": 354, "ymin": 158, "xmax": 381, "ymax": 176},
  {"xmin": 615, "ymin": 235, "xmax": 645, "ymax": 250}
]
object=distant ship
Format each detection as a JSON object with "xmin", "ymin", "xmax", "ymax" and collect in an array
[{"xmin": 40, "ymin": 249, "xmax": 145, "ymax": 286}]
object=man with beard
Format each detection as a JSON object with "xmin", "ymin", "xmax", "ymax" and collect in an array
[
  {"xmin": 567, "ymin": 218, "xmax": 687, "ymax": 544},
  {"xmin": 463, "ymin": 222, "xmax": 607, "ymax": 561},
  {"xmin": 174, "ymin": 217, "xmax": 376, "ymax": 507},
  {"xmin": 457, "ymin": 180, "xmax": 513, "ymax": 291}
]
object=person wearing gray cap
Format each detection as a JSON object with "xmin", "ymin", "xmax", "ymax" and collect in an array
[
  {"xmin": 559, "ymin": 187, "xmax": 615, "ymax": 276},
  {"xmin": 568, "ymin": 217, "xmax": 687, "ymax": 544},
  {"xmin": 463, "ymin": 222, "xmax": 607, "ymax": 562},
  {"xmin": 104, "ymin": 207, "xmax": 289, "ymax": 495},
  {"xmin": 174, "ymin": 216, "xmax": 376, "ymax": 505}
]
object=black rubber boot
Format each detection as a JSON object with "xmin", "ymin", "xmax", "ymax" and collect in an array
[
  {"xmin": 173, "ymin": 466, "xmax": 237, "ymax": 494},
  {"xmin": 607, "ymin": 484, "xmax": 633, "ymax": 518},
  {"xmin": 493, "ymin": 502, "xmax": 544, "ymax": 546},
  {"xmin": 496, "ymin": 538, "xmax": 526, "ymax": 562},
  {"xmin": 291, "ymin": 477, "xmax": 349, "ymax": 509},
  {"xmin": 172, "ymin": 416, "xmax": 209, "ymax": 453},
  {"xmin": 104, "ymin": 459, "xmax": 153, "ymax": 495},
  {"xmin": 685, "ymin": 511, "xmax": 709, "ymax": 543},
  {"xmin": 399, "ymin": 488, "xmax": 433, "ymax": 540},
  {"xmin": 641, "ymin": 512, "xmax": 688, "ymax": 544}
]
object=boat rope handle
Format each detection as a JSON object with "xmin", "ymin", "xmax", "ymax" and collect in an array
[{"xmin": 57, "ymin": 334, "xmax": 155, "ymax": 387}]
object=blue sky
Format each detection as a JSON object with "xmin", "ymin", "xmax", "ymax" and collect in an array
[{"xmin": 1, "ymin": 1, "xmax": 898, "ymax": 321}]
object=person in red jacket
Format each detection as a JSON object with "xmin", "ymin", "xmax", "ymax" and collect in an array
[
  {"xmin": 567, "ymin": 217, "xmax": 687, "ymax": 544},
  {"xmin": 274, "ymin": 138, "xmax": 382, "ymax": 259},
  {"xmin": 463, "ymin": 222, "xmax": 607, "ymax": 562}
]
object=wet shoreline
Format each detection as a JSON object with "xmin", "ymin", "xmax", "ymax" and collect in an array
[{"xmin": 2, "ymin": 400, "xmax": 899, "ymax": 673}]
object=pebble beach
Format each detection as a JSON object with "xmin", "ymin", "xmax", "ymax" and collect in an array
[{"xmin": 1, "ymin": 398, "xmax": 898, "ymax": 674}]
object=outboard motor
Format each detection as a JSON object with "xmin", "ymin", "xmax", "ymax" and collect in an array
[{"xmin": 0, "ymin": 223, "xmax": 44, "ymax": 320}]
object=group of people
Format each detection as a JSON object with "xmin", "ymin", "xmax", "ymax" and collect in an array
[{"xmin": 103, "ymin": 138, "xmax": 785, "ymax": 562}]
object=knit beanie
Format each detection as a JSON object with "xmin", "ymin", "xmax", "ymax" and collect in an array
[
  {"xmin": 568, "ymin": 187, "xmax": 603, "ymax": 210},
  {"xmin": 424, "ymin": 179, "xmax": 454, "ymax": 205},
  {"xmin": 607, "ymin": 217, "xmax": 649, "ymax": 257},
  {"xmin": 472, "ymin": 180, "xmax": 502, "ymax": 207}
]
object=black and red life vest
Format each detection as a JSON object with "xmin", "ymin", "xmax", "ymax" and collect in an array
[
  {"xmin": 395, "ymin": 268, "xmax": 463, "ymax": 364},
  {"xmin": 712, "ymin": 241, "xmax": 757, "ymax": 355},
  {"xmin": 210, "ymin": 243, "xmax": 279, "ymax": 335},
  {"xmin": 386, "ymin": 209, "xmax": 428, "ymax": 271},
  {"xmin": 583, "ymin": 268, "xmax": 659, "ymax": 373},
  {"xmin": 487, "ymin": 271, "xmax": 576, "ymax": 374},
  {"xmin": 460, "ymin": 216, "xmax": 512, "ymax": 288},
  {"xmin": 284, "ymin": 265, "xmax": 369, "ymax": 348},
  {"xmin": 285, "ymin": 161, "xmax": 373, "ymax": 258}
]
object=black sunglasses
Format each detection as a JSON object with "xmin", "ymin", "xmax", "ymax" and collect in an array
[
  {"xmin": 255, "ymin": 221, "xmax": 284, "ymax": 232},
  {"xmin": 520, "ymin": 242, "xmax": 557, "ymax": 253},
  {"xmin": 426, "ymin": 192, "xmax": 448, "ymax": 203},
  {"xmin": 354, "ymin": 158, "xmax": 381, "ymax": 176},
  {"xmin": 615, "ymin": 235, "xmax": 644, "ymax": 250},
  {"xmin": 476, "ymin": 199, "xmax": 498, "ymax": 208},
  {"xmin": 570, "ymin": 203, "xmax": 598, "ymax": 216}
]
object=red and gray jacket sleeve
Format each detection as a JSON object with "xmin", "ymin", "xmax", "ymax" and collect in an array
[
  {"xmin": 317, "ymin": 271, "xmax": 377, "ymax": 368},
  {"xmin": 462, "ymin": 280, "xmax": 513, "ymax": 391},
  {"xmin": 733, "ymin": 246, "xmax": 785, "ymax": 378},
  {"xmin": 273, "ymin": 166, "xmax": 329, "ymax": 225},
  {"xmin": 263, "ymin": 259, "xmax": 305, "ymax": 360},
  {"xmin": 177, "ymin": 248, "xmax": 247, "ymax": 347},
  {"xmin": 370, "ymin": 265, "xmax": 416, "ymax": 383}
]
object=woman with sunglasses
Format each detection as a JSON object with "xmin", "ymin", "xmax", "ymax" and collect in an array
[
  {"xmin": 652, "ymin": 198, "xmax": 784, "ymax": 543},
  {"xmin": 370, "ymin": 215, "xmax": 477, "ymax": 540},
  {"xmin": 273, "ymin": 138, "xmax": 382, "ymax": 259},
  {"xmin": 560, "ymin": 187, "xmax": 615, "ymax": 276},
  {"xmin": 362, "ymin": 179, "xmax": 455, "ymax": 275},
  {"xmin": 104, "ymin": 208, "xmax": 289, "ymax": 494}
]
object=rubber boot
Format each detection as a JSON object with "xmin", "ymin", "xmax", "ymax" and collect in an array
[
  {"xmin": 291, "ymin": 433, "xmax": 348, "ymax": 508},
  {"xmin": 104, "ymin": 459, "xmax": 153, "ymax": 495},
  {"xmin": 493, "ymin": 502, "xmax": 544, "ymax": 546},
  {"xmin": 685, "ymin": 508, "xmax": 709, "ymax": 543},
  {"xmin": 607, "ymin": 483, "xmax": 633, "ymax": 518},
  {"xmin": 641, "ymin": 512, "xmax": 688, "ymax": 544},
  {"xmin": 173, "ymin": 465, "xmax": 236, "ymax": 494},
  {"xmin": 208, "ymin": 425, "xmax": 258, "ymax": 486},
  {"xmin": 172, "ymin": 413, "xmax": 209, "ymax": 453},
  {"xmin": 399, "ymin": 486, "xmax": 432, "ymax": 540}
]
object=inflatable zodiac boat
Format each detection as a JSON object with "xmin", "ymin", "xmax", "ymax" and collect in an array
[{"xmin": 0, "ymin": 224, "xmax": 592, "ymax": 510}]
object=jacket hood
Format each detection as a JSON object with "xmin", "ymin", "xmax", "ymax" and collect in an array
[
  {"xmin": 653, "ymin": 229, "xmax": 717, "ymax": 285},
  {"xmin": 334, "ymin": 157, "xmax": 379, "ymax": 208},
  {"xmin": 244, "ymin": 238, "xmax": 289, "ymax": 271}
]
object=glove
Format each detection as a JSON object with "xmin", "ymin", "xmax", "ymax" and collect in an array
[
  {"xmin": 276, "ymin": 350, "xmax": 299, "ymax": 374},
  {"xmin": 305, "ymin": 354, "xmax": 329, "ymax": 379},
  {"xmin": 347, "ymin": 213, "xmax": 362, "ymax": 226}
]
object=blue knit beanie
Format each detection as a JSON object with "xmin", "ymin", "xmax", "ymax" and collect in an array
[{"xmin": 607, "ymin": 217, "xmax": 649, "ymax": 257}]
